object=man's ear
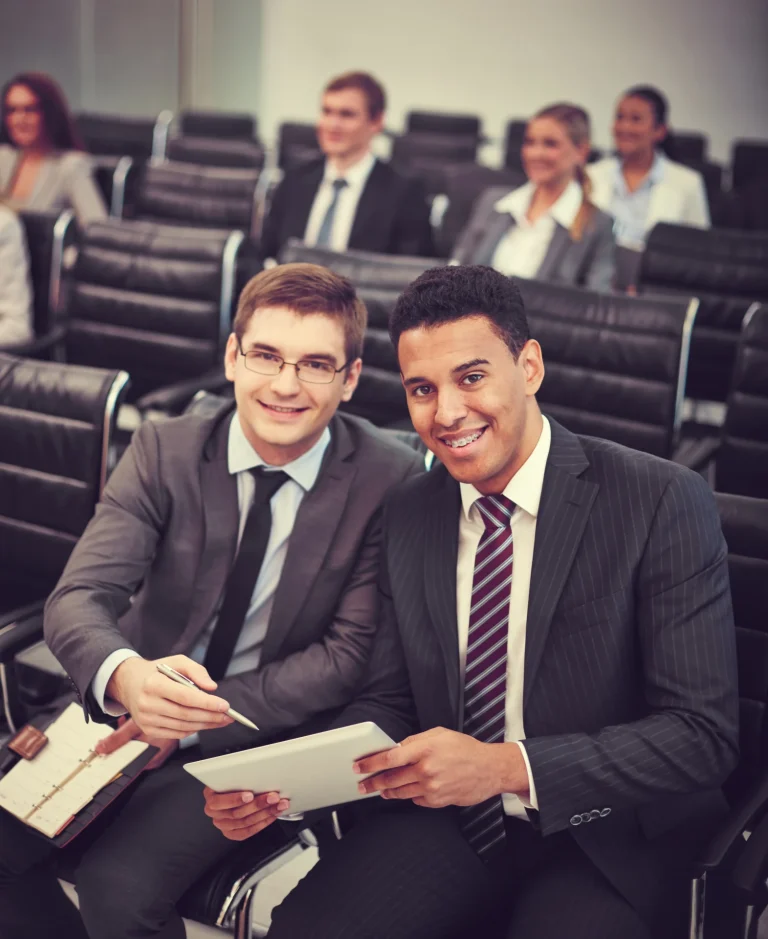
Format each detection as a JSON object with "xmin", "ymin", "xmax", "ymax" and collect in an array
[
  {"xmin": 521, "ymin": 339, "xmax": 545, "ymax": 397},
  {"xmin": 224, "ymin": 334, "xmax": 238, "ymax": 382},
  {"xmin": 341, "ymin": 358, "xmax": 363, "ymax": 402}
]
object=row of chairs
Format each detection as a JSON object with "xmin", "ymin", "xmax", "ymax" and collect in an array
[{"xmin": 1, "ymin": 347, "xmax": 768, "ymax": 936}]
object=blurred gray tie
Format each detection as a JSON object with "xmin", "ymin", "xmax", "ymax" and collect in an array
[{"xmin": 314, "ymin": 178, "xmax": 348, "ymax": 247}]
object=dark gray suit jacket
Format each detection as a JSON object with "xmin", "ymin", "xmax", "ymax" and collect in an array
[
  {"xmin": 44, "ymin": 404, "xmax": 424, "ymax": 754},
  {"xmin": 338, "ymin": 419, "xmax": 738, "ymax": 915},
  {"xmin": 452, "ymin": 186, "xmax": 616, "ymax": 291}
]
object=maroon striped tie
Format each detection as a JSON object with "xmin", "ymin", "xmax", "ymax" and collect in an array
[{"xmin": 460, "ymin": 494, "xmax": 514, "ymax": 859}]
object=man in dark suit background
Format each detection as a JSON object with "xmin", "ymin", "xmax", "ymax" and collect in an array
[
  {"xmin": 207, "ymin": 265, "xmax": 738, "ymax": 938},
  {"xmin": 0, "ymin": 264, "xmax": 424, "ymax": 939},
  {"xmin": 260, "ymin": 71, "xmax": 434, "ymax": 260}
]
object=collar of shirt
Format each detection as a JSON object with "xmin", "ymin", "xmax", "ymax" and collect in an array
[
  {"xmin": 612, "ymin": 151, "xmax": 665, "ymax": 196},
  {"xmin": 459, "ymin": 416, "xmax": 552, "ymax": 523},
  {"xmin": 227, "ymin": 413, "xmax": 331, "ymax": 491},
  {"xmin": 494, "ymin": 181, "xmax": 582, "ymax": 229},
  {"xmin": 322, "ymin": 151, "xmax": 377, "ymax": 192}
]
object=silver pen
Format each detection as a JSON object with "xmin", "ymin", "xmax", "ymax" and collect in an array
[{"xmin": 156, "ymin": 663, "xmax": 259, "ymax": 731}]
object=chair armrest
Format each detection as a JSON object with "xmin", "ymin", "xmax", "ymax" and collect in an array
[
  {"xmin": 135, "ymin": 368, "xmax": 228, "ymax": 416},
  {"xmin": 672, "ymin": 435, "xmax": 721, "ymax": 471},
  {"xmin": 0, "ymin": 603, "xmax": 45, "ymax": 664},
  {"xmin": 695, "ymin": 770, "xmax": 768, "ymax": 874},
  {"xmin": 732, "ymin": 805, "xmax": 768, "ymax": 894}
]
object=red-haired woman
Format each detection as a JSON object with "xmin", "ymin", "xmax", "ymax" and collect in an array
[{"xmin": 0, "ymin": 72, "xmax": 106, "ymax": 226}]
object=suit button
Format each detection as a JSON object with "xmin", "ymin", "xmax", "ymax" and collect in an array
[
  {"xmin": 580, "ymin": 812, "xmax": 592, "ymax": 824},
  {"xmin": 589, "ymin": 809, "xmax": 601, "ymax": 820},
  {"xmin": 570, "ymin": 815, "xmax": 582, "ymax": 826},
  {"xmin": 600, "ymin": 807, "xmax": 611, "ymax": 818}
]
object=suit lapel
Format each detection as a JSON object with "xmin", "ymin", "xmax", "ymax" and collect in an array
[
  {"xmin": 289, "ymin": 161, "xmax": 324, "ymax": 240},
  {"xmin": 260, "ymin": 418, "xmax": 356, "ymax": 664},
  {"xmin": 348, "ymin": 159, "xmax": 386, "ymax": 250},
  {"xmin": 535, "ymin": 224, "xmax": 571, "ymax": 282},
  {"xmin": 180, "ymin": 410, "xmax": 239, "ymax": 651},
  {"xmin": 523, "ymin": 421, "xmax": 598, "ymax": 707},
  {"xmin": 422, "ymin": 469, "xmax": 462, "ymax": 722},
  {"xmin": 472, "ymin": 212, "xmax": 514, "ymax": 266}
]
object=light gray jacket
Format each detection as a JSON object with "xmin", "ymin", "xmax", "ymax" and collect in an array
[
  {"xmin": 453, "ymin": 185, "xmax": 616, "ymax": 291},
  {"xmin": 0, "ymin": 205, "xmax": 33, "ymax": 346},
  {"xmin": 0, "ymin": 145, "xmax": 107, "ymax": 227}
]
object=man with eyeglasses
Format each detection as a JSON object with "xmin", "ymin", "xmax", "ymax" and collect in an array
[{"xmin": 0, "ymin": 264, "xmax": 424, "ymax": 939}]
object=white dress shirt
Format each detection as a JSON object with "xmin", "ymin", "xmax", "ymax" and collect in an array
[
  {"xmin": 491, "ymin": 181, "xmax": 582, "ymax": 278},
  {"xmin": 91, "ymin": 413, "xmax": 331, "ymax": 716},
  {"xmin": 0, "ymin": 205, "xmax": 33, "ymax": 346},
  {"xmin": 457, "ymin": 416, "xmax": 552, "ymax": 819},
  {"xmin": 303, "ymin": 151, "xmax": 377, "ymax": 252}
]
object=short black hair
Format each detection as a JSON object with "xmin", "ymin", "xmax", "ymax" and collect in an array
[{"xmin": 389, "ymin": 265, "xmax": 530, "ymax": 360}]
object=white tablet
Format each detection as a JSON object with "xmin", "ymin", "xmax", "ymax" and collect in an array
[{"xmin": 183, "ymin": 722, "xmax": 397, "ymax": 816}]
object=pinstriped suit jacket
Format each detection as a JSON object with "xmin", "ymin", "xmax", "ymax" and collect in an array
[{"xmin": 339, "ymin": 418, "xmax": 738, "ymax": 912}]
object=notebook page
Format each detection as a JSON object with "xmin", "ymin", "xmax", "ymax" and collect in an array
[{"xmin": 0, "ymin": 703, "xmax": 148, "ymax": 837}]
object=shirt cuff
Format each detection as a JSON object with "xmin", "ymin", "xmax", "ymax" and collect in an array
[
  {"xmin": 91, "ymin": 649, "xmax": 141, "ymax": 717},
  {"xmin": 514, "ymin": 740, "xmax": 539, "ymax": 810}
]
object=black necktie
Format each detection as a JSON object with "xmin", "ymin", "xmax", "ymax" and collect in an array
[{"xmin": 203, "ymin": 467, "xmax": 290, "ymax": 681}]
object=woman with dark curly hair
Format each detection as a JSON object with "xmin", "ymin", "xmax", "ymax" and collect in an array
[{"xmin": 0, "ymin": 72, "xmax": 106, "ymax": 226}]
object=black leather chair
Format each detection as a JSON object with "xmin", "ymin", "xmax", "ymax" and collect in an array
[
  {"xmin": 134, "ymin": 160, "xmax": 261, "ymax": 234},
  {"xmin": 503, "ymin": 120, "xmax": 527, "ymax": 172},
  {"xmin": 516, "ymin": 279, "xmax": 697, "ymax": 458},
  {"xmin": 732, "ymin": 140, "xmax": 768, "ymax": 192},
  {"xmin": 1, "ymin": 209, "xmax": 76, "ymax": 359},
  {"xmin": 0, "ymin": 354, "xmax": 129, "ymax": 731},
  {"xmin": 435, "ymin": 164, "xmax": 527, "ymax": 258},
  {"xmin": 638, "ymin": 223, "xmax": 768, "ymax": 403},
  {"xmin": 180, "ymin": 110, "xmax": 257, "ymax": 140},
  {"xmin": 389, "ymin": 134, "xmax": 479, "ymax": 200},
  {"xmin": 62, "ymin": 219, "xmax": 244, "ymax": 400},
  {"xmin": 672, "ymin": 131, "xmax": 708, "ymax": 163},
  {"xmin": 405, "ymin": 111, "xmax": 481, "ymax": 141},
  {"xmin": 277, "ymin": 122, "xmax": 322, "ymax": 171},
  {"xmin": 687, "ymin": 492, "xmax": 768, "ymax": 939},
  {"xmin": 167, "ymin": 136, "xmax": 265, "ymax": 171},
  {"xmin": 75, "ymin": 111, "xmax": 173, "ymax": 217}
]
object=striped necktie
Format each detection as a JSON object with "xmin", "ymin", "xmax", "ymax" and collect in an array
[{"xmin": 459, "ymin": 493, "xmax": 515, "ymax": 860}]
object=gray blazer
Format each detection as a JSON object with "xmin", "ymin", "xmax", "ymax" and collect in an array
[
  {"xmin": 0, "ymin": 144, "xmax": 107, "ymax": 227},
  {"xmin": 453, "ymin": 186, "xmax": 616, "ymax": 291},
  {"xmin": 337, "ymin": 418, "xmax": 738, "ymax": 916},
  {"xmin": 44, "ymin": 403, "xmax": 424, "ymax": 755}
]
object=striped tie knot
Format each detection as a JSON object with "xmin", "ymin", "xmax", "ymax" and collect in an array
[{"xmin": 476, "ymin": 494, "xmax": 515, "ymax": 532}]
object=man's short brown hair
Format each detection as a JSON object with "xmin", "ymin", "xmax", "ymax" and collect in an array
[
  {"xmin": 324, "ymin": 71, "xmax": 386, "ymax": 121},
  {"xmin": 234, "ymin": 263, "xmax": 367, "ymax": 363}
]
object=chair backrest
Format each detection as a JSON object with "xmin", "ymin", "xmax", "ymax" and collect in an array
[
  {"xmin": 0, "ymin": 354, "xmax": 129, "ymax": 606},
  {"xmin": 436, "ymin": 163, "xmax": 527, "ymax": 258},
  {"xmin": 731, "ymin": 140, "xmax": 768, "ymax": 192},
  {"xmin": 179, "ymin": 110, "xmax": 257, "ymax": 140},
  {"xmin": 135, "ymin": 161, "xmax": 260, "ymax": 232},
  {"xmin": 277, "ymin": 122, "xmax": 322, "ymax": 171},
  {"xmin": 390, "ymin": 134, "xmax": 479, "ymax": 198},
  {"xmin": 517, "ymin": 279, "xmax": 696, "ymax": 457},
  {"xmin": 714, "ymin": 492, "xmax": 768, "ymax": 805},
  {"xmin": 278, "ymin": 240, "xmax": 443, "ymax": 291},
  {"xmin": 405, "ymin": 111, "xmax": 481, "ymax": 140},
  {"xmin": 716, "ymin": 304, "xmax": 768, "ymax": 498},
  {"xmin": 75, "ymin": 111, "xmax": 170, "ymax": 161},
  {"xmin": 638, "ymin": 223, "xmax": 768, "ymax": 402},
  {"xmin": 17, "ymin": 209, "xmax": 75, "ymax": 340},
  {"xmin": 166, "ymin": 136, "xmax": 265, "ymax": 170},
  {"xmin": 64, "ymin": 219, "xmax": 243, "ymax": 399},
  {"xmin": 671, "ymin": 132, "xmax": 708, "ymax": 163},
  {"xmin": 503, "ymin": 119, "xmax": 527, "ymax": 172}
]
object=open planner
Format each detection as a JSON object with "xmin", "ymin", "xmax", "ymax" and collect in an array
[{"xmin": 0, "ymin": 703, "xmax": 155, "ymax": 844}]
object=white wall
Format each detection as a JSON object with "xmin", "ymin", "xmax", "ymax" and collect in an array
[{"xmin": 259, "ymin": 0, "xmax": 768, "ymax": 162}]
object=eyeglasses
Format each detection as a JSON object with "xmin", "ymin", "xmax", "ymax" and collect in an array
[{"xmin": 238, "ymin": 345, "xmax": 350, "ymax": 385}]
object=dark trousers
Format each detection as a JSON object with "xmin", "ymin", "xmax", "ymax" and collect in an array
[
  {"xmin": 0, "ymin": 750, "xmax": 237, "ymax": 939},
  {"xmin": 267, "ymin": 806, "xmax": 661, "ymax": 939}
]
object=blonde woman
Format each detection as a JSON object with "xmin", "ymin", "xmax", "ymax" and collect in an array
[
  {"xmin": 0, "ymin": 201, "xmax": 33, "ymax": 346},
  {"xmin": 453, "ymin": 103, "xmax": 615, "ymax": 290}
]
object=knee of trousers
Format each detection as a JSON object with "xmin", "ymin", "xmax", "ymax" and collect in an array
[{"xmin": 75, "ymin": 859, "xmax": 177, "ymax": 936}]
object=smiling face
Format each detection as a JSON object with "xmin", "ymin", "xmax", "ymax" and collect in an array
[
  {"xmin": 224, "ymin": 306, "xmax": 361, "ymax": 466},
  {"xmin": 613, "ymin": 95, "xmax": 666, "ymax": 160},
  {"xmin": 316, "ymin": 87, "xmax": 383, "ymax": 164},
  {"xmin": 522, "ymin": 115, "xmax": 588, "ymax": 189},
  {"xmin": 4, "ymin": 83, "xmax": 46, "ymax": 150},
  {"xmin": 399, "ymin": 316, "xmax": 545, "ymax": 493}
]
